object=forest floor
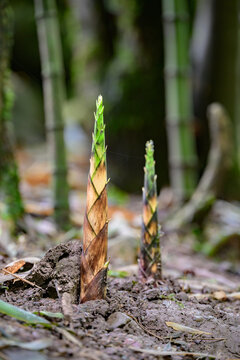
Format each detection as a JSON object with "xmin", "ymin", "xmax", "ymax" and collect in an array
[{"xmin": 0, "ymin": 145, "xmax": 240, "ymax": 360}]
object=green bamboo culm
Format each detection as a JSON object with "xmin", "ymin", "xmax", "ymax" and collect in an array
[
  {"xmin": 34, "ymin": 0, "xmax": 70, "ymax": 229},
  {"xmin": 81, "ymin": 95, "xmax": 108, "ymax": 303},
  {"xmin": 234, "ymin": 0, "xmax": 240, "ymax": 169},
  {"xmin": 0, "ymin": 0, "xmax": 24, "ymax": 227},
  {"xmin": 139, "ymin": 140, "xmax": 162, "ymax": 281},
  {"xmin": 162, "ymin": 0, "xmax": 197, "ymax": 200}
]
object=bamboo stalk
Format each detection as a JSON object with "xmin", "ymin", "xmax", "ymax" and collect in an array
[
  {"xmin": 165, "ymin": 103, "xmax": 233, "ymax": 230},
  {"xmin": 34, "ymin": 0, "xmax": 70, "ymax": 229},
  {"xmin": 0, "ymin": 0, "xmax": 24, "ymax": 227},
  {"xmin": 139, "ymin": 140, "xmax": 162, "ymax": 281},
  {"xmin": 162, "ymin": 0, "xmax": 197, "ymax": 200},
  {"xmin": 80, "ymin": 95, "xmax": 108, "ymax": 303},
  {"xmin": 235, "ymin": 1, "xmax": 240, "ymax": 168}
]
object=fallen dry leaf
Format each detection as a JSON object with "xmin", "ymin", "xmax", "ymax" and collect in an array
[
  {"xmin": 166, "ymin": 321, "xmax": 212, "ymax": 335},
  {"xmin": 71, "ymin": 212, "xmax": 83, "ymax": 227},
  {"xmin": 178, "ymin": 278, "xmax": 232, "ymax": 292},
  {"xmin": 227, "ymin": 292, "xmax": 240, "ymax": 299},
  {"xmin": 25, "ymin": 202, "xmax": 53, "ymax": 216},
  {"xmin": 108, "ymin": 206, "xmax": 136, "ymax": 222},
  {"xmin": 68, "ymin": 167, "xmax": 87, "ymax": 190},
  {"xmin": 213, "ymin": 290, "xmax": 227, "ymax": 300},
  {"xmin": 2, "ymin": 260, "xmax": 25, "ymax": 274},
  {"xmin": 188, "ymin": 291, "xmax": 240, "ymax": 301},
  {"xmin": 23, "ymin": 162, "xmax": 51, "ymax": 186},
  {"xmin": 188, "ymin": 293, "xmax": 212, "ymax": 300}
]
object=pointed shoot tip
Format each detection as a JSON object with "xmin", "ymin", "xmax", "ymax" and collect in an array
[
  {"xmin": 104, "ymin": 260, "xmax": 110, "ymax": 268},
  {"xmin": 146, "ymin": 140, "xmax": 154, "ymax": 153},
  {"xmin": 97, "ymin": 95, "xmax": 103, "ymax": 108}
]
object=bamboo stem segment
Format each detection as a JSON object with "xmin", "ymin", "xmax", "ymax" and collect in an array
[
  {"xmin": 162, "ymin": 0, "xmax": 197, "ymax": 200},
  {"xmin": 139, "ymin": 140, "xmax": 162, "ymax": 281},
  {"xmin": 0, "ymin": 0, "xmax": 24, "ymax": 227},
  {"xmin": 34, "ymin": 0, "xmax": 70, "ymax": 229},
  {"xmin": 80, "ymin": 95, "xmax": 108, "ymax": 303}
]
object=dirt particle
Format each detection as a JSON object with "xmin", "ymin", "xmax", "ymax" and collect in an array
[{"xmin": 107, "ymin": 312, "xmax": 132, "ymax": 329}]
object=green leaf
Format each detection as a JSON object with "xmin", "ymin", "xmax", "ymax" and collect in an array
[
  {"xmin": 33, "ymin": 310, "xmax": 64, "ymax": 319},
  {"xmin": 0, "ymin": 285, "xmax": 9, "ymax": 290},
  {"xmin": 0, "ymin": 337, "xmax": 52, "ymax": 350},
  {"xmin": 0, "ymin": 300, "xmax": 50, "ymax": 325},
  {"xmin": 108, "ymin": 270, "xmax": 129, "ymax": 278},
  {"xmin": 108, "ymin": 185, "xmax": 128, "ymax": 205}
]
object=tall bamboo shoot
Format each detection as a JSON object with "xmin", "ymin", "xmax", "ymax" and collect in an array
[
  {"xmin": 139, "ymin": 140, "xmax": 162, "ymax": 281},
  {"xmin": 80, "ymin": 95, "xmax": 108, "ymax": 303}
]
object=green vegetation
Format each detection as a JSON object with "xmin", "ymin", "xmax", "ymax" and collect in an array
[
  {"xmin": 0, "ymin": 299, "xmax": 50, "ymax": 325},
  {"xmin": 162, "ymin": 0, "xmax": 197, "ymax": 200},
  {"xmin": 0, "ymin": 0, "xmax": 24, "ymax": 228},
  {"xmin": 108, "ymin": 270, "xmax": 129, "ymax": 278}
]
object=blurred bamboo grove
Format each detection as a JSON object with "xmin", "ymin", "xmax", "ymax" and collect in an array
[
  {"xmin": 3, "ymin": 0, "xmax": 240, "ymax": 198},
  {"xmin": 0, "ymin": 0, "xmax": 24, "ymax": 229},
  {"xmin": 162, "ymin": 0, "xmax": 197, "ymax": 199},
  {"xmin": 34, "ymin": 0, "xmax": 70, "ymax": 229}
]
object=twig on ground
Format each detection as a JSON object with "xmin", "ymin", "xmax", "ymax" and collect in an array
[
  {"xmin": 0, "ymin": 351, "xmax": 10, "ymax": 360},
  {"xmin": 61, "ymin": 292, "xmax": 73, "ymax": 323},
  {"xmin": 54, "ymin": 326, "xmax": 82, "ymax": 348},
  {"xmin": 125, "ymin": 312, "xmax": 226, "ymax": 344},
  {"xmin": 53, "ymin": 280, "xmax": 62, "ymax": 300},
  {"xmin": 129, "ymin": 347, "xmax": 216, "ymax": 358},
  {"xmin": 124, "ymin": 312, "xmax": 167, "ymax": 340},
  {"xmin": 2, "ymin": 269, "xmax": 42, "ymax": 290},
  {"xmin": 77, "ymin": 348, "xmax": 110, "ymax": 360},
  {"xmin": 190, "ymin": 337, "xmax": 226, "ymax": 343}
]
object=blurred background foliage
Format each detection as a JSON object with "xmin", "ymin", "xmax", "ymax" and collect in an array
[{"xmin": 9, "ymin": 0, "xmax": 240, "ymax": 194}]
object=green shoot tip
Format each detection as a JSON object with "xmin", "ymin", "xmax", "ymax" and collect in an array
[
  {"xmin": 104, "ymin": 260, "xmax": 110, "ymax": 268},
  {"xmin": 146, "ymin": 140, "xmax": 154, "ymax": 153},
  {"xmin": 97, "ymin": 95, "xmax": 103, "ymax": 108}
]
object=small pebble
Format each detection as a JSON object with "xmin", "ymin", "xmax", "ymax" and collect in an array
[
  {"xmin": 144, "ymin": 289, "xmax": 160, "ymax": 300},
  {"xmin": 193, "ymin": 315, "xmax": 204, "ymax": 322},
  {"xmin": 107, "ymin": 312, "xmax": 131, "ymax": 330},
  {"xmin": 176, "ymin": 292, "xmax": 188, "ymax": 301}
]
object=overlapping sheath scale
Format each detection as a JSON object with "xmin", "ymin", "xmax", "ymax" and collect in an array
[
  {"xmin": 80, "ymin": 95, "xmax": 108, "ymax": 303},
  {"xmin": 139, "ymin": 140, "xmax": 162, "ymax": 281}
]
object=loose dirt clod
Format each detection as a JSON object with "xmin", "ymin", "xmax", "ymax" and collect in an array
[
  {"xmin": 107, "ymin": 312, "xmax": 132, "ymax": 330},
  {"xmin": 26, "ymin": 239, "xmax": 82, "ymax": 302}
]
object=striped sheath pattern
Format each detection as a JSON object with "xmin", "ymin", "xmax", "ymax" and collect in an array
[
  {"xmin": 80, "ymin": 95, "xmax": 108, "ymax": 303},
  {"xmin": 139, "ymin": 140, "xmax": 162, "ymax": 281}
]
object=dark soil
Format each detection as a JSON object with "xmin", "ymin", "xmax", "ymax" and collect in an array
[
  {"xmin": 0, "ymin": 241, "xmax": 240, "ymax": 360},
  {"xmin": 26, "ymin": 240, "xmax": 82, "ymax": 302}
]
